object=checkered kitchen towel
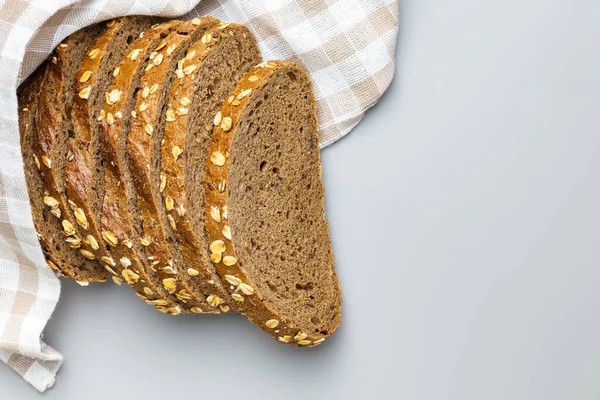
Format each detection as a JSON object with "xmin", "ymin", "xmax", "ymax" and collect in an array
[{"xmin": 0, "ymin": 0, "xmax": 398, "ymax": 392}]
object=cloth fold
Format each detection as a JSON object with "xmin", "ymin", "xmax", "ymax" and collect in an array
[{"xmin": 0, "ymin": 0, "xmax": 398, "ymax": 391}]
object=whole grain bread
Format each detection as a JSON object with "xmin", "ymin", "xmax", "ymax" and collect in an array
[
  {"xmin": 127, "ymin": 18, "xmax": 220, "ymax": 313},
  {"xmin": 205, "ymin": 61, "xmax": 342, "ymax": 345},
  {"xmin": 65, "ymin": 16, "xmax": 156, "ymax": 278},
  {"xmin": 33, "ymin": 24, "xmax": 108, "ymax": 282},
  {"xmin": 19, "ymin": 64, "xmax": 75, "ymax": 277},
  {"xmin": 99, "ymin": 20, "xmax": 183, "ymax": 312},
  {"xmin": 160, "ymin": 22, "xmax": 262, "ymax": 313}
]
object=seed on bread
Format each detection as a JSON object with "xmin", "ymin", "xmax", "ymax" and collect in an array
[
  {"xmin": 86, "ymin": 235, "xmax": 99, "ymax": 250},
  {"xmin": 79, "ymin": 86, "xmax": 91, "ymax": 99},
  {"xmin": 210, "ymin": 240, "xmax": 226, "ymax": 253},
  {"xmin": 221, "ymin": 225, "xmax": 231, "ymax": 239},
  {"xmin": 224, "ymin": 275, "xmax": 242, "ymax": 286},
  {"xmin": 294, "ymin": 331, "xmax": 308, "ymax": 341},
  {"xmin": 162, "ymin": 278, "xmax": 177, "ymax": 293},
  {"xmin": 210, "ymin": 151, "xmax": 226, "ymax": 166},
  {"xmin": 88, "ymin": 48, "xmax": 100, "ymax": 58},
  {"xmin": 102, "ymin": 231, "xmax": 118, "ymax": 246},
  {"xmin": 231, "ymin": 293, "xmax": 244, "ymax": 302},
  {"xmin": 74, "ymin": 208, "xmax": 89, "ymax": 230},
  {"xmin": 222, "ymin": 255, "xmax": 237, "ymax": 266},
  {"xmin": 159, "ymin": 174, "xmax": 166, "ymax": 192},
  {"xmin": 213, "ymin": 111, "xmax": 222, "ymax": 126},
  {"xmin": 265, "ymin": 319, "xmax": 279, "ymax": 329},
  {"xmin": 106, "ymin": 89, "xmax": 122, "ymax": 105},
  {"xmin": 207, "ymin": 294, "xmax": 223, "ymax": 307},
  {"xmin": 209, "ymin": 206, "xmax": 221, "ymax": 222},
  {"xmin": 144, "ymin": 123, "xmax": 153, "ymax": 135},
  {"xmin": 43, "ymin": 196, "xmax": 59, "ymax": 208},
  {"xmin": 166, "ymin": 109, "xmax": 176, "ymax": 121},
  {"xmin": 238, "ymin": 283, "xmax": 254, "ymax": 295},
  {"xmin": 165, "ymin": 196, "xmax": 174, "ymax": 211},
  {"xmin": 65, "ymin": 236, "xmax": 81, "ymax": 249},
  {"xmin": 129, "ymin": 49, "xmax": 142, "ymax": 60},
  {"xmin": 41, "ymin": 155, "xmax": 51, "ymax": 168},
  {"xmin": 101, "ymin": 256, "xmax": 116, "ymax": 267},
  {"xmin": 236, "ymin": 88, "xmax": 252, "ymax": 100},
  {"xmin": 123, "ymin": 269, "xmax": 141, "ymax": 284},
  {"xmin": 220, "ymin": 116, "xmax": 232, "ymax": 131},
  {"xmin": 79, "ymin": 71, "xmax": 92, "ymax": 83},
  {"xmin": 62, "ymin": 220, "xmax": 75, "ymax": 235},
  {"xmin": 80, "ymin": 249, "xmax": 95, "ymax": 260},
  {"xmin": 183, "ymin": 64, "xmax": 197, "ymax": 75},
  {"xmin": 168, "ymin": 214, "xmax": 177, "ymax": 230},
  {"xmin": 33, "ymin": 155, "xmax": 41, "ymax": 170},
  {"xmin": 278, "ymin": 336, "xmax": 291, "ymax": 343},
  {"xmin": 172, "ymin": 146, "xmax": 183, "ymax": 160},
  {"xmin": 211, "ymin": 252, "xmax": 222, "ymax": 263}
]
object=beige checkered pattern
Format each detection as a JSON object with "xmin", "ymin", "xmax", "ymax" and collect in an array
[{"xmin": 1, "ymin": 0, "xmax": 398, "ymax": 392}]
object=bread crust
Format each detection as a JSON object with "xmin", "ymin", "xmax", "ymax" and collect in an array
[
  {"xmin": 204, "ymin": 61, "xmax": 342, "ymax": 346},
  {"xmin": 33, "ymin": 25, "xmax": 108, "ymax": 282}
]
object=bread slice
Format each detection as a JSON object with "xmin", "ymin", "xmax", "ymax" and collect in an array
[
  {"xmin": 19, "ymin": 65, "xmax": 73, "ymax": 277},
  {"xmin": 33, "ymin": 24, "xmax": 108, "ymax": 282},
  {"xmin": 65, "ymin": 16, "xmax": 156, "ymax": 277},
  {"xmin": 205, "ymin": 62, "xmax": 342, "ymax": 345},
  {"xmin": 99, "ymin": 20, "xmax": 183, "ymax": 312},
  {"xmin": 160, "ymin": 22, "xmax": 262, "ymax": 314},
  {"xmin": 127, "ymin": 18, "xmax": 220, "ymax": 313}
]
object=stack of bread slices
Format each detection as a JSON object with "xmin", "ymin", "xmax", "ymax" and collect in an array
[{"xmin": 18, "ymin": 16, "xmax": 341, "ymax": 347}]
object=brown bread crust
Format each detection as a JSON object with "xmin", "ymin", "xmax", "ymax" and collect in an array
[
  {"xmin": 34, "ymin": 25, "xmax": 107, "ymax": 282},
  {"xmin": 160, "ymin": 22, "xmax": 262, "ymax": 314},
  {"xmin": 204, "ymin": 62, "xmax": 342, "ymax": 346},
  {"xmin": 66, "ymin": 17, "xmax": 155, "ymax": 276},
  {"xmin": 19, "ymin": 65, "xmax": 69, "ymax": 276},
  {"xmin": 127, "ymin": 18, "xmax": 220, "ymax": 313},
  {"xmin": 99, "ymin": 20, "xmax": 183, "ymax": 312}
]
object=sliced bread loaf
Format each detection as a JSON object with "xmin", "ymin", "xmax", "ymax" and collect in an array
[
  {"xmin": 205, "ymin": 62, "xmax": 342, "ymax": 345},
  {"xmin": 99, "ymin": 20, "xmax": 183, "ymax": 312},
  {"xmin": 33, "ymin": 24, "xmax": 108, "ymax": 282},
  {"xmin": 127, "ymin": 18, "xmax": 220, "ymax": 313},
  {"xmin": 160, "ymin": 22, "xmax": 262, "ymax": 313},
  {"xmin": 65, "ymin": 16, "xmax": 156, "ymax": 276}
]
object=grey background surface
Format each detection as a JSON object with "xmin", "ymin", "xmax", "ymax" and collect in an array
[{"xmin": 3, "ymin": 0, "xmax": 600, "ymax": 398}]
